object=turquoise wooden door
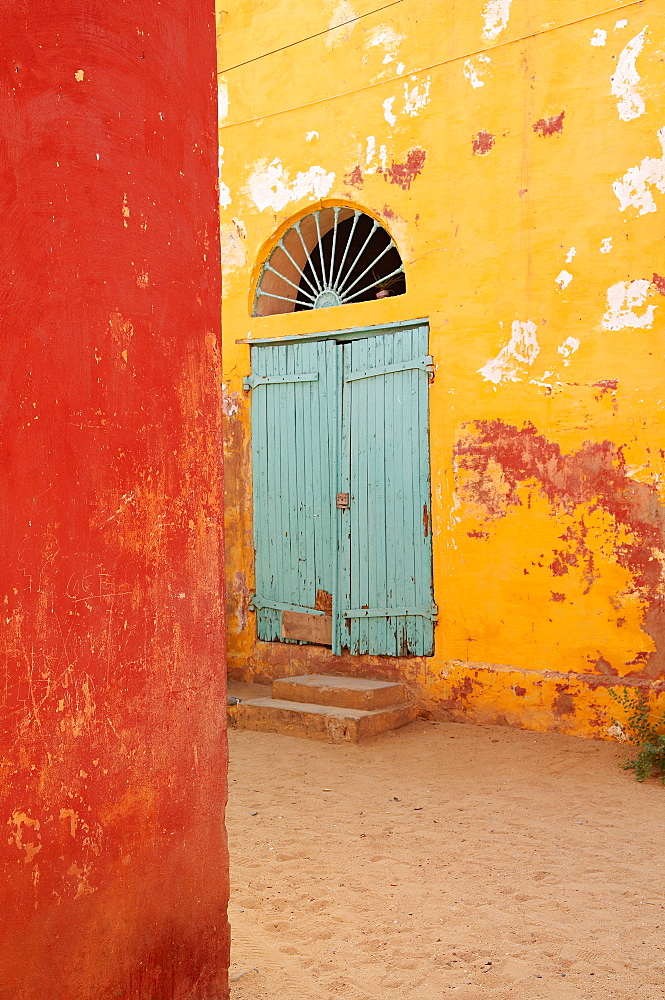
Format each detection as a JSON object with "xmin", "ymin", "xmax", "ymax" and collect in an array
[
  {"xmin": 337, "ymin": 324, "xmax": 435, "ymax": 656},
  {"xmin": 246, "ymin": 338, "xmax": 338, "ymax": 641},
  {"xmin": 247, "ymin": 322, "xmax": 435, "ymax": 655}
]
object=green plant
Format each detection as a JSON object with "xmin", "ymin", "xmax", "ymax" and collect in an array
[{"xmin": 609, "ymin": 687, "xmax": 665, "ymax": 783}]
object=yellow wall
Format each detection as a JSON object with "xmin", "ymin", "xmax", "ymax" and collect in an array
[{"xmin": 217, "ymin": 0, "xmax": 665, "ymax": 738}]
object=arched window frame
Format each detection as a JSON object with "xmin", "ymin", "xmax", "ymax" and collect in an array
[{"xmin": 252, "ymin": 205, "xmax": 406, "ymax": 317}]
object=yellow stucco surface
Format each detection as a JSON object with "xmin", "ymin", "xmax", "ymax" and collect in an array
[{"xmin": 217, "ymin": 0, "xmax": 665, "ymax": 737}]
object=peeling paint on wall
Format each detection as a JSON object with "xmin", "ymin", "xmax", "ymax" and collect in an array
[
  {"xmin": 555, "ymin": 270, "xmax": 573, "ymax": 290},
  {"xmin": 611, "ymin": 27, "xmax": 647, "ymax": 121},
  {"xmin": 384, "ymin": 148, "xmax": 426, "ymax": 189},
  {"xmin": 218, "ymin": 81, "xmax": 229, "ymax": 125},
  {"xmin": 601, "ymin": 279, "xmax": 657, "ymax": 330},
  {"xmin": 222, "ymin": 382, "xmax": 242, "ymax": 418},
  {"xmin": 219, "ymin": 145, "xmax": 231, "ymax": 208},
  {"xmin": 325, "ymin": 0, "xmax": 358, "ymax": 48},
  {"xmin": 613, "ymin": 127, "xmax": 665, "ymax": 215},
  {"xmin": 220, "ymin": 222, "xmax": 247, "ymax": 270},
  {"xmin": 247, "ymin": 158, "xmax": 335, "ymax": 212},
  {"xmin": 478, "ymin": 320, "xmax": 540, "ymax": 384},
  {"xmin": 472, "ymin": 130, "xmax": 495, "ymax": 155},
  {"xmin": 367, "ymin": 25, "xmax": 402, "ymax": 64},
  {"xmin": 481, "ymin": 0, "xmax": 512, "ymax": 42},
  {"xmin": 403, "ymin": 77, "xmax": 431, "ymax": 116},
  {"xmin": 557, "ymin": 337, "xmax": 580, "ymax": 365},
  {"xmin": 652, "ymin": 273, "xmax": 665, "ymax": 295},
  {"xmin": 533, "ymin": 111, "xmax": 565, "ymax": 136},
  {"xmin": 463, "ymin": 54, "xmax": 491, "ymax": 88},
  {"xmin": 344, "ymin": 164, "xmax": 364, "ymax": 187},
  {"xmin": 454, "ymin": 420, "xmax": 665, "ymax": 674},
  {"xmin": 591, "ymin": 28, "xmax": 607, "ymax": 46}
]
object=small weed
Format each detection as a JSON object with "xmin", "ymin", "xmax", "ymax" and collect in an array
[{"xmin": 609, "ymin": 687, "xmax": 665, "ymax": 783}]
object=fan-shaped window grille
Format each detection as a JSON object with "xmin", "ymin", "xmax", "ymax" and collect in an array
[{"xmin": 253, "ymin": 207, "xmax": 406, "ymax": 317}]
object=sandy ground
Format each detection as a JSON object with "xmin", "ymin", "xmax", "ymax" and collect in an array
[{"xmin": 226, "ymin": 685, "xmax": 665, "ymax": 999}]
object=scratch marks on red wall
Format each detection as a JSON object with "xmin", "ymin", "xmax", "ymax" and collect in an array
[
  {"xmin": 0, "ymin": 1, "xmax": 228, "ymax": 997},
  {"xmin": 533, "ymin": 110, "xmax": 565, "ymax": 136},
  {"xmin": 454, "ymin": 420, "xmax": 665, "ymax": 674}
]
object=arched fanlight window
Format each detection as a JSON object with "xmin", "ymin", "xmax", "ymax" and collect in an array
[{"xmin": 253, "ymin": 207, "xmax": 406, "ymax": 317}]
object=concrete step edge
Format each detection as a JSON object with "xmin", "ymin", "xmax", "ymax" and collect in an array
[{"xmin": 237, "ymin": 696, "xmax": 414, "ymax": 720}]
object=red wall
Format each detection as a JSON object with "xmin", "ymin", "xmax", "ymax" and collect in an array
[{"xmin": 0, "ymin": 3, "xmax": 228, "ymax": 997}]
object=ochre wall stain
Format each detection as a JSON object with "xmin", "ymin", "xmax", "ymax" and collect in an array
[
  {"xmin": 217, "ymin": 0, "xmax": 665, "ymax": 741},
  {"xmin": 0, "ymin": 2, "xmax": 228, "ymax": 997}
]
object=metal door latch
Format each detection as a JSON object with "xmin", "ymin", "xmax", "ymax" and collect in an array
[{"xmin": 336, "ymin": 493, "xmax": 350, "ymax": 509}]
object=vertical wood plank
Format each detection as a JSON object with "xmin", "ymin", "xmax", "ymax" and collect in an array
[{"xmin": 336, "ymin": 340, "xmax": 352, "ymax": 655}]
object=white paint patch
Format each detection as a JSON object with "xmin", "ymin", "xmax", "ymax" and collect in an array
[
  {"xmin": 482, "ymin": 0, "xmax": 512, "ymax": 42},
  {"xmin": 325, "ymin": 0, "xmax": 357, "ymax": 48},
  {"xmin": 565, "ymin": 247, "xmax": 576, "ymax": 263},
  {"xmin": 555, "ymin": 270, "xmax": 573, "ymax": 290},
  {"xmin": 247, "ymin": 159, "xmax": 335, "ymax": 212},
  {"xmin": 218, "ymin": 146, "xmax": 231, "ymax": 209},
  {"xmin": 463, "ymin": 60, "xmax": 484, "ymax": 88},
  {"xmin": 601, "ymin": 279, "xmax": 656, "ymax": 330},
  {"xmin": 403, "ymin": 77, "xmax": 431, "ymax": 116},
  {"xmin": 218, "ymin": 80, "xmax": 229, "ymax": 124},
  {"xmin": 613, "ymin": 127, "xmax": 665, "ymax": 215},
  {"xmin": 478, "ymin": 320, "xmax": 540, "ymax": 384},
  {"xmin": 222, "ymin": 382, "xmax": 241, "ymax": 419},
  {"xmin": 530, "ymin": 370, "xmax": 557, "ymax": 389},
  {"xmin": 611, "ymin": 27, "xmax": 647, "ymax": 121},
  {"xmin": 368, "ymin": 25, "xmax": 402, "ymax": 64},
  {"xmin": 306, "ymin": 131, "xmax": 319, "ymax": 142},
  {"xmin": 219, "ymin": 223, "xmax": 246, "ymax": 271},
  {"xmin": 378, "ymin": 143, "xmax": 388, "ymax": 174},
  {"xmin": 382, "ymin": 96, "xmax": 397, "ymax": 126},
  {"xmin": 396, "ymin": 62, "xmax": 405, "ymax": 75},
  {"xmin": 591, "ymin": 28, "xmax": 607, "ymax": 46},
  {"xmin": 600, "ymin": 237, "xmax": 613, "ymax": 253},
  {"xmin": 463, "ymin": 59, "xmax": 485, "ymax": 90},
  {"xmin": 463, "ymin": 55, "xmax": 492, "ymax": 88},
  {"xmin": 364, "ymin": 137, "xmax": 389, "ymax": 175},
  {"xmin": 558, "ymin": 337, "xmax": 580, "ymax": 365},
  {"xmin": 615, "ymin": 19, "xmax": 628, "ymax": 30}
]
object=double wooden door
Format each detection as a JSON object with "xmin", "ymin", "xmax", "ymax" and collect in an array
[{"xmin": 246, "ymin": 322, "xmax": 435, "ymax": 657}]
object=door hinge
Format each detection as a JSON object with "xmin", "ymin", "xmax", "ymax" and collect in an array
[{"xmin": 243, "ymin": 372, "xmax": 319, "ymax": 390}]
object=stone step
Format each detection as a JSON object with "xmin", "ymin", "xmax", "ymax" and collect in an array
[
  {"xmin": 272, "ymin": 673, "xmax": 408, "ymax": 712},
  {"xmin": 234, "ymin": 697, "xmax": 417, "ymax": 743}
]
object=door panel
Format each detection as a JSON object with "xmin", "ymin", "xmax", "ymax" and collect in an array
[
  {"xmin": 249, "ymin": 339, "xmax": 338, "ymax": 642},
  {"xmin": 338, "ymin": 325, "xmax": 435, "ymax": 656}
]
